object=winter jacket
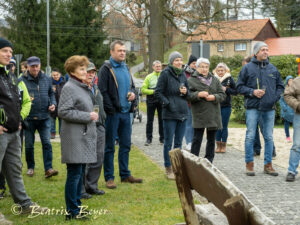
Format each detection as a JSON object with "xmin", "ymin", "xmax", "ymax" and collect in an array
[
  {"xmin": 141, "ymin": 71, "xmax": 160, "ymax": 104},
  {"xmin": 89, "ymin": 84, "xmax": 106, "ymax": 127},
  {"xmin": 51, "ymin": 77, "xmax": 66, "ymax": 118},
  {"xmin": 215, "ymin": 73, "xmax": 237, "ymax": 107},
  {"xmin": 284, "ymin": 77, "xmax": 300, "ymax": 114},
  {"xmin": 236, "ymin": 56, "xmax": 284, "ymax": 111},
  {"xmin": 280, "ymin": 76, "xmax": 294, "ymax": 123},
  {"xmin": 20, "ymin": 71, "xmax": 56, "ymax": 120},
  {"xmin": 188, "ymin": 71, "xmax": 226, "ymax": 129},
  {"xmin": 155, "ymin": 65, "xmax": 189, "ymax": 121},
  {"xmin": 98, "ymin": 60, "xmax": 137, "ymax": 115},
  {"xmin": 0, "ymin": 65, "xmax": 21, "ymax": 133},
  {"xmin": 58, "ymin": 78, "xmax": 97, "ymax": 164}
]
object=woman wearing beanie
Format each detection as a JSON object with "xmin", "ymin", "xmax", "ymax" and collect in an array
[
  {"xmin": 155, "ymin": 51, "xmax": 189, "ymax": 180},
  {"xmin": 183, "ymin": 55, "xmax": 197, "ymax": 151},
  {"xmin": 214, "ymin": 63, "xmax": 237, "ymax": 153},
  {"xmin": 188, "ymin": 58, "xmax": 226, "ymax": 163}
]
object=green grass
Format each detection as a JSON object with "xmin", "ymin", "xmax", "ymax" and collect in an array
[{"xmin": 0, "ymin": 142, "xmax": 184, "ymax": 225}]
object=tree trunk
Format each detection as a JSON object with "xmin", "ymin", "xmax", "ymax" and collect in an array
[{"xmin": 148, "ymin": 0, "xmax": 165, "ymax": 72}]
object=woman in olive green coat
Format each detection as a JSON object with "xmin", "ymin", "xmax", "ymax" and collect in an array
[{"xmin": 188, "ymin": 58, "xmax": 226, "ymax": 162}]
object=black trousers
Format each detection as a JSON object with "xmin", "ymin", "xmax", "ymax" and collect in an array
[
  {"xmin": 146, "ymin": 101, "xmax": 164, "ymax": 141},
  {"xmin": 191, "ymin": 128, "xmax": 217, "ymax": 163}
]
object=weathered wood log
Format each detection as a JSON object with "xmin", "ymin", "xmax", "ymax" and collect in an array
[
  {"xmin": 169, "ymin": 148, "xmax": 200, "ymax": 225},
  {"xmin": 224, "ymin": 195, "xmax": 249, "ymax": 225}
]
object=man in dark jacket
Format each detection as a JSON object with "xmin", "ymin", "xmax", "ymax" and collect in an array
[
  {"xmin": 20, "ymin": 56, "xmax": 58, "ymax": 178},
  {"xmin": 98, "ymin": 40, "xmax": 142, "ymax": 189},
  {"xmin": 236, "ymin": 42, "xmax": 284, "ymax": 176},
  {"xmin": 0, "ymin": 38, "xmax": 46, "ymax": 222}
]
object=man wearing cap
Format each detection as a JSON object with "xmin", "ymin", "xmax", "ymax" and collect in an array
[
  {"xmin": 20, "ymin": 56, "xmax": 58, "ymax": 178},
  {"xmin": 237, "ymin": 41, "xmax": 284, "ymax": 176},
  {"xmin": 98, "ymin": 40, "xmax": 142, "ymax": 189},
  {"xmin": 0, "ymin": 38, "xmax": 46, "ymax": 224},
  {"xmin": 141, "ymin": 60, "xmax": 164, "ymax": 146},
  {"xmin": 81, "ymin": 62, "xmax": 106, "ymax": 198}
]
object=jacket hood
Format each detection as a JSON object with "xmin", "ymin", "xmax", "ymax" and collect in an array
[
  {"xmin": 285, "ymin": 75, "xmax": 294, "ymax": 86},
  {"xmin": 251, "ymin": 56, "xmax": 269, "ymax": 68}
]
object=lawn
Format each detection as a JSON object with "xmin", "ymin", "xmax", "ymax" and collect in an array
[{"xmin": 0, "ymin": 142, "xmax": 184, "ymax": 225}]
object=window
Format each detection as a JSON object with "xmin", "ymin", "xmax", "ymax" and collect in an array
[
  {"xmin": 217, "ymin": 44, "xmax": 224, "ymax": 52},
  {"xmin": 235, "ymin": 43, "xmax": 247, "ymax": 51}
]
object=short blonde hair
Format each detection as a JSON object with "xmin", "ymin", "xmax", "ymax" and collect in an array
[
  {"xmin": 215, "ymin": 62, "xmax": 229, "ymax": 72},
  {"xmin": 64, "ymin": 55, "xmax": 89, "ymax": 75}
]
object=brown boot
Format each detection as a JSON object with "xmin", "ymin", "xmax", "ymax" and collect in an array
[
  {"xmin": 220, "ymin": 142, "xmax": 226, "ymax": 153},
  {"xmin": 106, "ymin": 179, "xmax": 117, "ymax": 189},
  {"xmin": 165, "ymin": 166, "xmax": 175, "ymax": 180},
  {"xmin": 246, "ymin": 162, "xmax": 255, "ymax": 176},
  {"xmin": 215, "ymin": 141, "xmax": 222, "ymax": 153},
  {"xmin": 264, "ymin": 163, "xmax": 278, "ymax": 176},
  {"xmin": 121, "ymin": 175, "xmax": 143, "ymax": 183}
]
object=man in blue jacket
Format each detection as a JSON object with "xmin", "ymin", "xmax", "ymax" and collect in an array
[
  {"xmin": 98, "ymin": 40, "xmax": 142, "ymax": 189},
  {"xmin": 236, "ymin": 42, "xmax": 284, "ymax": 176},
  {"xmin": 20, "ymin": 56, "xmax": 58, "ymax": 178}
]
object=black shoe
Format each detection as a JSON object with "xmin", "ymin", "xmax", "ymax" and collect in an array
[
  {"xmin": 159, "ymin": 139, "xmax": 164, "ymax": 144},
  {"xmin": 286, "ymin": 173, "xmax": 295, "ymax": 182},
  {"xmin": 86, "ymin": 189, "xmax": 105, "ymax": 195},
  {"xmin": 80, "ymin": 193, "xmax": 92, "ymax": 199},
  {"xmin": 253, "ymin": 151, "xmax": 260, "ymax": 156},
  {"xmin": 272, "ymin": 150, "xmax": 277, "ymax": 158},
  {"xmin": 66, "ymin": 213, "xmax": 90, "ymax": 221},
  {"xmin": 144, "ymin": 139, "xmax": 151, "ymax": 146}
]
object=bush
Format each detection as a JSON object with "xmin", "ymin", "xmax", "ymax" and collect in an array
[{"xmin": 212, "ymin": 54, "xmax": 299, "ymax": 124}]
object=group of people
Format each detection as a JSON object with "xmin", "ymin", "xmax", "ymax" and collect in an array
[
  {"xmin": 142, "ymin": 41, "xmax": 300, "ymax": 183},
  {"xmin": 0, "ymin": 36, "xmax": 300, "ymax": 223}
]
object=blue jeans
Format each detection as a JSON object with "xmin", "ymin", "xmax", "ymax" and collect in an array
[
  {"xmin": 184, "ymin": 107, "xmax": 193, "ymax": 144},
  {"xmin": 245, "ymin": 109, "xmax": 275, "ymax": 164},
  {"xmin": 104, "ymin": 112, "xmax": 131, "ymax": 181},
  {"xmin": 163, "ymin": 119, "xmax": 186, "ymax": 168},
  {"xmin": 284, "ymin": 120, "xmax": 291, "ymax": 138},
  {"xmin": 216, "ymin": 106, "xmax": 231, "ymax": 142},
  {"xmin": 65, "ymin": 164, "xmax": 85, "ymax": 216},
  {"xmin": 50, "ymin": 117, "xmax": 62, "ymax": 134},
  {"xmin": 24, "ymin": 118, "xmax": 53, "ymax": 171},
  {"xmin": 288, "ymin": 114, "xmax": 300, "ymax": 175}
]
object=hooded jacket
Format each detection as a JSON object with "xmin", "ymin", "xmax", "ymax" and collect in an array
[{"xmin": 236, "ymin": 56, "xmax": 284, "ymax": 111}]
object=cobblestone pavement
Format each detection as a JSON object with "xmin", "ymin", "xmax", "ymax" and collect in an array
[{"xmin": 131, "ymin": 112, "xmax": 300, "ymax": 225}]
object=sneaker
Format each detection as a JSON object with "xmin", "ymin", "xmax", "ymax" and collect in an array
[
  {"xmin": 21, "ymin": 202, "xmax": 48, "ymax": 214},
  {"xmin": 121, "ymin": 176, "xmax": 143, "ymax": 183},
  {"xmin": 286, "ymin": 172, "xmax": 295, "ymax": 182},
  {"xmin": 26, "ymin": 168, "xmax": 34, "ymax": 177},
  {"xmin": 45, "ymin": 168, "xmax": 58, "ymax": 178},
  {"xmin": 165, "ymin": 166, "xmax": 175, "ymax": 180},
  {"xmin": 264, "ymin": 163, "xmax": 278, "ymax": 176},
  {"xmin": 286, "ymin": 137, "xmax": 292, "ymax": 143},
  {"xmin": 246, "ymin": 162, "xmax": 255, "ymax": 176},
  {"xmin": 0, "ymin": 212, "xmax": 13, "ymax": 225},
  {"xmin": 144, "ymin": 139, "xmax": 152, "ymax": 146},
  {"xmin": 106, "ymin": 179, "xmax": 117, "ymax": 189},
  {"xmin": 80, "ymin": 193, "xmax": 92, "ymax": 199},
  {"xmin": 185, "ymin": 143, "xmax": 191, "ymax": 151}
]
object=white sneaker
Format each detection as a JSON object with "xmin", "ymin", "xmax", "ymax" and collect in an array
[{"xmin": 185, "ymin": 143, "xmax": 192, "ymax": 151}]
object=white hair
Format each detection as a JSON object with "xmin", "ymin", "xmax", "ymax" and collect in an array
[
  {"xmin": 152, "ymin": 60, "xmax": 161, "ymax": 66},
  {"xmin": 196, "ymin": 58, "xmax": 210, "ymax": 67}
]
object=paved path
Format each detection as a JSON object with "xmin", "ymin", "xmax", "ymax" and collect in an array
[
  {"xmin": 131, "ymin": 112, "xmax": 300, "ymax": 225},
  {"xmin": 130, "ymin": 62, "xmax": 144, "ymax": 88}
]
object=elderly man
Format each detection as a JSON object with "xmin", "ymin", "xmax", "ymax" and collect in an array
[
  {"xmin": 20, "ymin": 56, "xmax": 58, "ymax": 178},
  {"xmin": 0, "ymin": 38, "xmax": 46, "ymax": 224},
  {"xmin": 236, "ymin": 42, "xmax": 284, "ymax": 176},
  {"xmin": 141, "ymin": 60, "xmax": 164, "ymax": 146},
  {"xmin": 98, "ymin": 40, "xmax": 142, "ymax": 189}
]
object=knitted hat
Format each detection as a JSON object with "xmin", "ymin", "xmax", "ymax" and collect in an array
[
  {"xmin": 0, "ymin": 38, "xmax": 13, "ymax": 50},
  {"xmin": 168, "ymin": 51, "xmax": 183, "ymax": 64},
  {"xmin": 253, "ymin": 42, "xmax": 268, "ymax": 55},
  {"xmin": 187, "ymin": 55, "xmax": 197, "ymax": 66},
  {"xmin": 9, "ymin": 58, "xmax": 16, "ymax": 66}
]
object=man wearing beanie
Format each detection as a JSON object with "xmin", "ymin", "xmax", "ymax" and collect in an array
[
  {"xmin": 0, "ymin": 38, "xmax": 46, "ymax": 223},
  {"xmin": 236, "ymin": 41, "xmax": 284, "ymax": 176},
  {"xmin": 183, "ymin": 55, "xmax": 197, "ymax": 151},
  {"xmin": 141, "ymin": 60, "xmax": 164, "ymax": 146}
]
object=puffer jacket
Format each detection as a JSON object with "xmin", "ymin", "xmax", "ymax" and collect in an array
[
  {"xmin": 236, "ymin": 56, "xmax": 284, "ymax": 111},
  {"xmin": 155, "ymin": 65, "xmax": 189, "ymax": 121}
]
